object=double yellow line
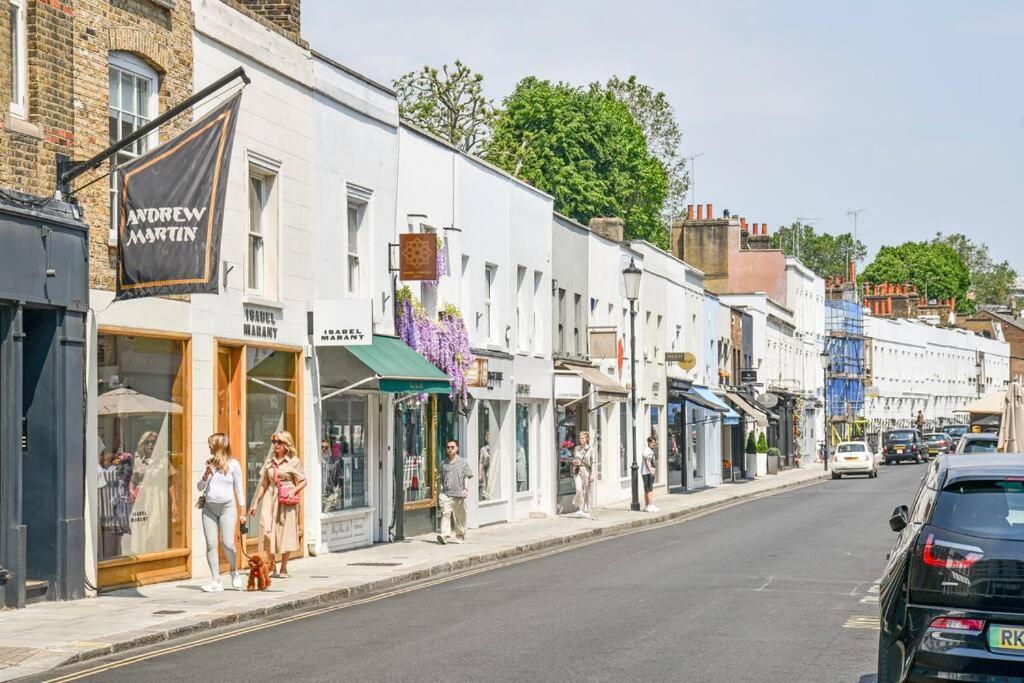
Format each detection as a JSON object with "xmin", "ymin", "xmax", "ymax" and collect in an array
[{"xmin": 46, "ymin": 478, "xmax": 825, "ymax": 681}]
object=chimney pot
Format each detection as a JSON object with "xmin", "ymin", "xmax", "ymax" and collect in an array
[
  {"xmin": 740, "ymin": 217, "xmax": 747, "ymax": 229},
  {"xmin": 696, "ymin": 205, "xmax": 704, "ymax": 220},
  {"xmin": 687, "ymin": 204, "xmax": 694, "ymax": 220},
  {"xmin": 706, "ymin": 203, "xmax": 713, "ymax": 220}
]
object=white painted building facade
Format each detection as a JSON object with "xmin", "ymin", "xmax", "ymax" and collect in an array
[{"xmin": 864, "ymin": 316, "xmax": 1011, "ymax": 429}]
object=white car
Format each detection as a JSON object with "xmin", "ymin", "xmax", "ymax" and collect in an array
[{"xmin": 830, "ymin": 441, "xmax": 878, "ymax": 479}]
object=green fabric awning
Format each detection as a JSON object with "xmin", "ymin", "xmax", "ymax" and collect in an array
[{"xmin": 345, "ymin": 335, "xmax": 451, "ymax": 394}]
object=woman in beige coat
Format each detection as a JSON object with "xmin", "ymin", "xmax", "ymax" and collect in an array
[{"xmin": 247, "ymin": 431, "xmax": 306, "ymax": 578}]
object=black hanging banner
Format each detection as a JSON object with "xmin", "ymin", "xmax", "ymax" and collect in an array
[{"xmin": 115, "ymin": 93, "xmax": 241, "ymax": 300}]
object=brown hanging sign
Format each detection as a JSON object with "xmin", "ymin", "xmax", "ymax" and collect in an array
[{"xmin": 399, "ymin": 233, "xmax": 438, "ymax": 281}]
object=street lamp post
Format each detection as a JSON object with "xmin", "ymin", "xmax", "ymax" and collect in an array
[
  {"xmin": 819, "ymin": 350, "xmax": 831, "ymax": 471},
  {"xmin": 623, "ymin": 258, "xmax": 643, "ymax": 512}
]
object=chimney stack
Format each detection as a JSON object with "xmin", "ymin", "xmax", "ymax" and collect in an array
[
  {"xmin": 239, "ymin": 0, "xmax": 302, "ymax": 38},
  {"xmin": 588, "ymin": 216, "xmax": 625, "ymax": 243},
  {"xmin": 687, "ymin": 204, "xmax": 694, "ymax": 221},
  {"xmin": 706, "ymin": 203, "xmax": 713, "ymax": 220}
]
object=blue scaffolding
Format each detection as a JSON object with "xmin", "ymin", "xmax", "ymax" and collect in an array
[{"xmin": 825, "ymin": 300, "xmax": 865, "ymax": 443}]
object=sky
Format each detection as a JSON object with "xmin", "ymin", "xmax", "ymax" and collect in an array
[{"xmin": 304, "ymin": 0, "xmax": 1024, "ymax": 274}]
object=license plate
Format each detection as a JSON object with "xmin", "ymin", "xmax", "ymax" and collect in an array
[
  {"xmin": 895, "ymin": 447, "xmax": 904, "ymax": 453},
  {"xmin": 988, "ymin": 625, "xmax": 1024, "ymax": 652},
  {"xmin": 844, "ymin": 456, "xmax": 858, "ymax": 461},
  {"xmin": 929, "ymin": 449, "xmax": 938, "ymax": 454}
]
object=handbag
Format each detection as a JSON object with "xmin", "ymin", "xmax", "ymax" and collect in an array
[{"xmin": 273, "ymin": 461, "xmax": 300, "ymax": 506}]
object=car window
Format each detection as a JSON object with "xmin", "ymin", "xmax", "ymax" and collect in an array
[
  {"xmin": 837, "ymin": 444, "xmax": 865, "ymax": 453},
  {"xmin": 963, "ymin": 441, "xmax": 997, "ymax": 453},
  {"xmin": 888, "ymin": 431, "xmax": 915, "ymax": 441},
  {"xmin": 932, "ymin": 480, "xmax": 1024, "ymax": 540},
  {"xmin": 924, "ymin": 434, "xmax": 945, "ymax": 440}
]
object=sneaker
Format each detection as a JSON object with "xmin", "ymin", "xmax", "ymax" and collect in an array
[
  {"xmin": 649, "ymin": 505, "xmax": 660, "ymax": 512},
  {"xmin": 452, "ymin": 537, "xmax": 465, "ymax": 544},
  {"xmin": 642, "ymin": 505, "xmax": 652, "ymax": 512},
  {"xmin": 573, "ymin": 510, "xmax": 585, "ymax": 518},
  {"xmin": 437, "ymin": 534, "xmax": 448, "ymax": 545},
  {"xmin": 230, "ymin": 572, "xmax": 243, "ymax": 590},
  {"xmin": 201, "ymin": 581, "xmax": 223, "ymax": 593}
]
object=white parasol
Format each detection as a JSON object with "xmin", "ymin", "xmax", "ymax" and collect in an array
[
  {"xmin": 997, "ymin": 380, "xmax": 1024, "ymax": 453},
  {"xmin": 97, "ymin": 387, "xmax": 183, "ymax": 415}
]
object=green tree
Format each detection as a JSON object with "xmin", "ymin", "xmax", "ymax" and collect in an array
[
  {"xmin": 605, "ymin": 75, "xmax": 689, "ymax": 227},
  {"xmin": 487, "ymin": 77, "xmax": 669, "ymax": 248},
  {"xmin": 769, "ymin": 222, "xmax": 867, "ymax": 278},
  {"xmin": 756, "ymin": 432, "xmax": 768, "ymax": 453},
  {"xmin": 393, "ymin": 60, "xmax": 495, "ymax": 154},
  {"xmin": 745, "ymin": 431, "xmax": 757, "ymax": 454},
  {"xmin": 861, "ymin": 241, "xmax": 972, "ymax": 312},
  {"xmin": 934, "ymin": 232, "xmax": 1017, "ymax": 308}
]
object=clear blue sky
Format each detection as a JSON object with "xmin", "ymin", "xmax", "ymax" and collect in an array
[{"xmin": 304, "ymin": 0, "xmax": 1024, "ymax": 273}]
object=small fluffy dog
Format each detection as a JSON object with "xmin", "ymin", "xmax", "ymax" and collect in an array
[{"xmin": 246, "ymin": 554, "xmax": 272, "ymax": 591}]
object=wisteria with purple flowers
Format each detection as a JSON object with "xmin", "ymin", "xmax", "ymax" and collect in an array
[{"xmin": 396, "ymin": 286, "xmax": 473, "ymax": 404}]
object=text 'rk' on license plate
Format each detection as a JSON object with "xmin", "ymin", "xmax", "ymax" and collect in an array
[
  {"xmin": 988, "ymin": 625, "xmax": 1024, "ymax": 652},
  {"xmin": 895, "ymin": 447, "xmax": 904, "ymax": 453}
]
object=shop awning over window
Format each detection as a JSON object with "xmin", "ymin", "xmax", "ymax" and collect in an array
[
  {"xmin": 723, "ymin": 391, "xmax": 769, "ymax": 430},
  {"xmin": 558, "ymin": 363, "xmax": 629, "ymax": 402},
  {"xmin": 317, "ymin": 335, "xmax": 451, "ymax": 396},
  {"xmin": 691, "ymin": 386, "xmax": 740, "ymax": 426}
]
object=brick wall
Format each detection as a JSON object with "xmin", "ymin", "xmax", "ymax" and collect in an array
[{"xmin": 0, "ymin": 0, "xmax": 194, "ymax": 292}]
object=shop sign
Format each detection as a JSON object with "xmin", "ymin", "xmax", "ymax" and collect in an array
[
  {"xmin": 116, "ymin": 94, "xmax": 241, "ymax": 301},
  {"xmin": 465, "ymin": 358, "xmax": 489, "ymax": 388},
  {"xmin": 741, "ymin": 368, "xmax": 758, "ymax": 384},
  {"xmin": 399, "ymin": 233, "xmax": 438, "ymax": 281},
  {"xmin": 555, "ymin": 373, "xmax": 583, "ymax": 400},
  {"xmin": 243, "ymin": 305, "xmax": 279, "ymax": 340},
  {"xmin": 588, "ymin": 327, "xmax": 617, "ymax": 359},
  {"xmin": 516, "ymin": 383, "xmax": 531, "ymax": 396},
  {"xmin": 312, "ymin": 299, "xmax": 372, "ymax": 346},
  {"xmin": 666, "ymin": 351, "xmax": 697, "ymax": 371}
]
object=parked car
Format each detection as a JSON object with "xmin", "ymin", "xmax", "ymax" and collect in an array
[
  {"xmin": 883, "ymin": 429, "xmax": 925, "ymax": 465},
  {"xmin": 955, "ymin": 432, "xmax": 999, "ymax": 454},
  {"xmin": 922, "ymin": 432, "xmax": 953, "ymax": 458},
  {"xmin": 830, "ymin": 441, "xmax": 877, "ymax": 479},
  {"xmin": 878, "ymin": 455, "xmax": 1024, "ymax": 681},
  {"xmin": 944, "ymin": 424, "xmax": 969, "ymax": 441}
]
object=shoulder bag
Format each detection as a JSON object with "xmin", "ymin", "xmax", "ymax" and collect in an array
[{"xmin": 273, "ymin": 461, "xmax": 301, "ymax": 506}]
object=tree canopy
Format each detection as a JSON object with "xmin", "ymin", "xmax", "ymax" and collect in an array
[
  {"xmin": 861, "ymin": 240, "xmax": 972, "ymax": 312},
  {"xmin": 934, "ymin": 232, "xmax": 1017, "ymax": 308},
  {"xmin": 487, "ymin": 77, "xmax": 669, "ymax": 247},
  {"xmin": 768, "ymin": 222, "xmax": 867, "ymax": 279},
  {"xmin": 605, "ymin": 75, "xmax": 688, "ymax": 227},
  {"xmin": 393, "ymin": 60, "xmax": 495, "ymax": 154}
]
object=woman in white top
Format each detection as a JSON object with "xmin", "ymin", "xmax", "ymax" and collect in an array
[
  {"xmin": 572, "ymin": 431, "xmax": 597, "ymax": 518},
  {"xmin": 197, "ymin": 433, "xmax": 245, "ymax": 592}
]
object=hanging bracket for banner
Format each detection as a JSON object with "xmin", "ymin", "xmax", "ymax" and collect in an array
[{"xmin": 56, "ymin": 67, "xmax": 250, "ymax": 198}]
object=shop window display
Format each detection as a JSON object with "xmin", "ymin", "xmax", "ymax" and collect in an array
[
  {"xmin": 557, "ymin": 404, "xmax": 580, "ymax": 497},
  {"xmin": 650, "ymin": 406, "xmax": 661, "ymax": 482},
  {"xmin": 96, "ymin": 334, "xmax": 185, "ymax": 561},
  {"xmin": 245, "ymin": 348, "xmax": 297, "ymax": 538},
  {"xmin": 619, "ymin": 405, "xmax": 629, "ymax": 478},
  {"xmin": 397, "ymin": 399, "xmax": 430, "ymax": 505},
  {"xmin": 477, "ymin": 401, "xmax": 501, "ymax": 501},
  {"xmin": 321, "ymin": 395, "xmax": 367, "ymax": 512},
  {"xmin": 516, "ymin": 403, "xmax": 531, "ymax": 492}
]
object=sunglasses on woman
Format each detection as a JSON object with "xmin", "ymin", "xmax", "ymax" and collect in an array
[{"xmin": 272, "ymin": 439, "xmax": 283, "ymax": 445}]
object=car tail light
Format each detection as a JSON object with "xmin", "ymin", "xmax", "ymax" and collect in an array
[
  {"xmin": 930, "ymin": 617, "xmax": 985, "ymax": 632},
  {"xmin": 923, "ymin": 534, "xmax": 984, "ymax": 570}
]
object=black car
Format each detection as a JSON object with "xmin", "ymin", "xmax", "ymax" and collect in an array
[
  {"xmin": 923, "ymin": 432, "xmax": 954, "ymax": 458},
  {"xmin": 884, "ymin": 429, "xmax": 926, "ymax": 465},
  {"xmin": 878, "ymin": 455, "xmax": 1024, "ymax": 681}
]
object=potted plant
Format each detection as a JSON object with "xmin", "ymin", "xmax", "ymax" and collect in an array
[
  {"xmin": 755, "ymin": 432, "xmax": 768, "ymax": 477},
  {"xmin": 744, "ymin": 431, "xmax": 757, "ymax": 478},
  {"xmin": 767, "ymin": 446, "xmax": 780, "ymax": 475}
]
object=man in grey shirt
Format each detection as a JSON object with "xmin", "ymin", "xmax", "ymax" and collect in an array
[{"xmin": 437, "ymin": 439, "xmax": 473, "ymax": 544}]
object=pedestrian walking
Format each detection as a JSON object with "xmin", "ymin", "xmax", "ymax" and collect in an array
[
  {"xmin": 571, "ymin": 431, "xmax": 596, "ymax": 518},
  {"xmin": 197, "ymin": 433, "xmax": 244, "ymax": 592},
  {"xmin": 437, "ymin": 439, "xmax": 473, "ymax": 544},
  {"xmin": 642, "ymin": 436, "xmax": 659, "ymax": 512},
  {"xmin": 916, "ymin": 410, "xmax": 925, "ymax": 432},
  {"xmin": 247, "ymin": 431, "xmax": 306, "ymax": 578}
]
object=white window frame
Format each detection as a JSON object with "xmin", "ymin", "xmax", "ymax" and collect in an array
[
  {"xmin": 107, "ymin": 52, "xmax": 159, "ymax": 245},
  {"xmin": 516, "ymin": 266, "xmax": 528, "ymax": 352},
  {"xmin": 346, "ymin": 202, "xmax": 363, "ymax": 296},
  {"xmin": 247, "ymin": 173, "xmax": 268, "ymax": 296},
  {"xmin": 9, "ymin": 0, "xmax": 26, "ymax": 119},
  {"xmin": 245, "ymin": 153, "xmax": 281, "ymax": 301},
  {"xmin": 532, "ymin": 270, "xmax": 542, "ymax": 353},
  {"xmin": 484, "ymin": 264, "xmax": 498, "ymax": 344}
]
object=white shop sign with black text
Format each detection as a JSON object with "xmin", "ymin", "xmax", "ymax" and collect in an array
[{"xmin": 312, "ymin": 299, "xmax": 372, "ymax": 346}]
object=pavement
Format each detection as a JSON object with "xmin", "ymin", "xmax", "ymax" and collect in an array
[{"xmin": 0, "ymin": 466, "xmax": 837, "ymax": 681}]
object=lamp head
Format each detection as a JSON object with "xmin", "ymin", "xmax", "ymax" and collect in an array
[{"xmin": 622, "ymin": 258, "xmax": 642, "ymax": 301}]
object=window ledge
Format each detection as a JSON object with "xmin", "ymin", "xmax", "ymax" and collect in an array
[
  {"xmin": 5, "ymin": 113, "xmax": 41, "ymax": 139},
  {"xmin": 515, "ymin": 492, "xmax": 534, "ymax": 501},
  {"xmin": 479, "ymin": 498, "xmax": 508, "ymax": 508},
  {"xmin": 243, "ymin": 294, "xmax": 283, "ymax": 310},
  {"xmin": 320, "ymin": 507, "xmax": 374, "ymax": 522}
]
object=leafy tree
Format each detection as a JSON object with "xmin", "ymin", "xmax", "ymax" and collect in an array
[
  {"xmin": 934, "ymin": 232, "xmax": 1017, "ymax": 308},
  {"xmin": 487, "ymin": 77, "xmax": 669, "ymax": 248},
  {"xmin": 605, "ymin": 75, "xmax": 689, "ymax": 226},
  {"xmin": 769, "ymin": 222, "xmax": 867, "ymax": 278},
  {"xmin": 393, "ymin": 60, "xmax": 495, "ymax": 154},
  {"xmin": 861, "ymin": 241, "xmax": 972, "ymax": 312},
  {"xmin": 745, "ymin": 431, "xmax": 757, "ymax": 454},
  {"xmin": 756, "ymin": 432, "xmax": 768, "ymax": 453}
]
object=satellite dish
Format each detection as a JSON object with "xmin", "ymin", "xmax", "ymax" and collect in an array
[
  {"xmin": 757, "ymin": 392, "xmax": 779, "ymax": 409},
  {"xmin": 677, "ymin": 352, "xmax": 697, "ymax": 371}
]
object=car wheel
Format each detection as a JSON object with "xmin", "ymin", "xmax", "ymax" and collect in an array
[
  {"xmin": 915, "ymin": 453, "xmax": 923, "ymax": 464},
  {"xmin": 876, "ymin": 634, "xmax": 905, "ymax": 683},
  {"xmin": 831, "ymin": 472, "xmax": 840, "ymax": 480},
  {"xmin": 885, "ymin": 458, "xmax": 892, "ymax": 466}
]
